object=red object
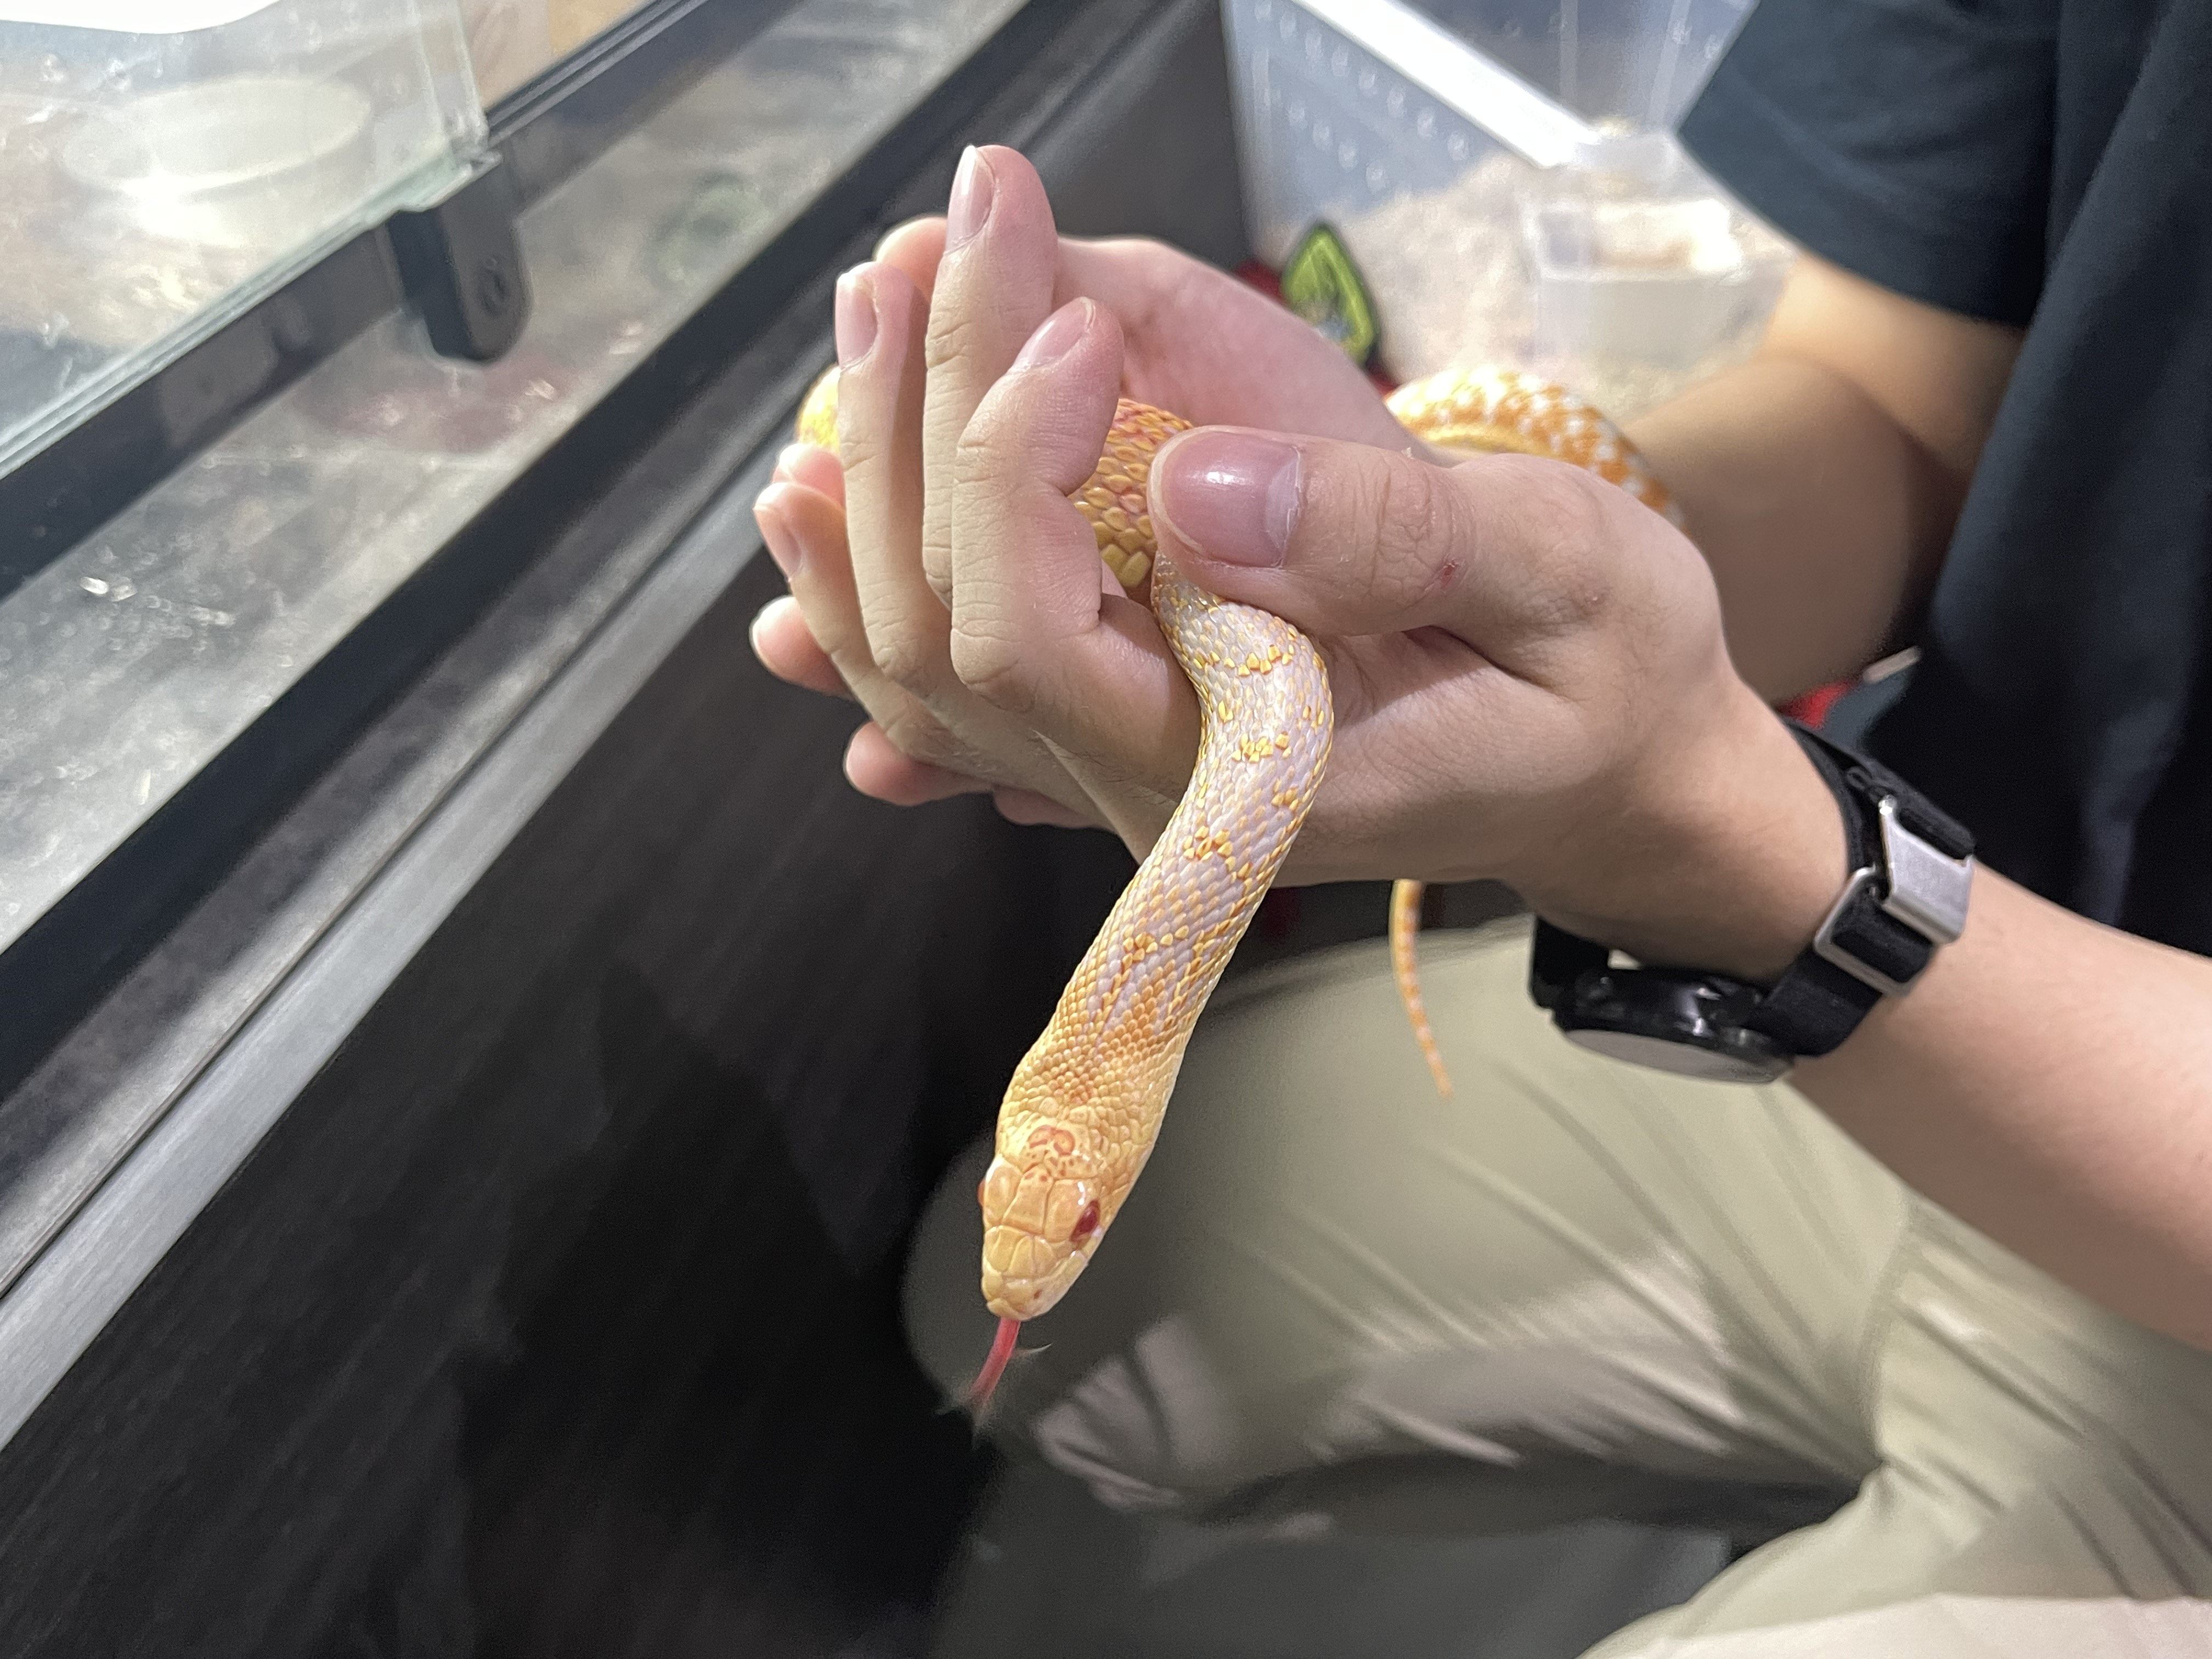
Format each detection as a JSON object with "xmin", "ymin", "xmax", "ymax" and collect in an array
[
  {"xmin": 967, "ymin": 1316, "xmax": 1021, "ymax": 1414},
  {"xmin": 1233, "ymin": 258, "xmax": 1283, "ymax": 302},
  {"xmin": 1782, "ymin": 682, "xmax": 1849, "ymax": 730},
  {"xmin": 1233, "ymin": 258, "xmax": 1278, "ymax": 293}
]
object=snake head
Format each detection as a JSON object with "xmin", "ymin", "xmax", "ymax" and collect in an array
[{"xmin": 976, "ymin": 1130, "xmax": 1113, "ymax": 1322}]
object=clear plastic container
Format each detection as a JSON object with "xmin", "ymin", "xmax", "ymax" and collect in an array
[
  {"xmin": 1222, "ymin": 0, "xmax": 1792, "ymax": 419},
  {"xmin": 0, "ymin": 0, "xmax": 484, "ymax": 471},
  {"xmin": 1393, "ymin": 0, "xmax": 1758, "ymax": 129}
]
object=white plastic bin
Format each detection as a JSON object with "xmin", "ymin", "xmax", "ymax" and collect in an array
[
  {"xmin": 1222, "ymin": 0, "xmax": 1792, "ymax": 419},
  {"xmin": 1391, "ymin": 0, "xmax": 1759, "ymax": 129}
]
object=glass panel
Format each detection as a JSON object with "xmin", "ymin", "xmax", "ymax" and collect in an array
[
  {"xmin": 461, "ymin": 0, "xmax": 660, "ymax": 104},
  {"xmin": 0, "ymin": 0, "xmax": 484, "ymax": 472},
  {"xmin": 0, "ymin": 0, "xmax": 1022, "ymax": 964}
]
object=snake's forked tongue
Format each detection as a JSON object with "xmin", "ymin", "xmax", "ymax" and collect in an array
[{"xmin": 966, "ymin": 1317, "xmax": 1023, "ymax": 1415}]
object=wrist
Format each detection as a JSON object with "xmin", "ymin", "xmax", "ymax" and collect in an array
[{"xmin": 1532, "ymin": 691, "xmax": 1845, "ymax": 983}]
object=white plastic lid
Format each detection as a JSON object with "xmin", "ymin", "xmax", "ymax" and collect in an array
[{"xmin": 0, "ymin": 0, "xmax": 284, "ymax": 31}]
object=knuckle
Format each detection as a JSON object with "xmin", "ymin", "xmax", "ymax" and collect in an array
[
  {"xmin": 878, "ymin": 707, "xmax": 958, "ymax": 766},
  {"xmin": 1362, "ymin": 457, "xmax": 1460, "ymax": 610},
  {"xmin": 947, "ymin": 416, "xmax": 1025, "ymax": 526},
  {"xmin": 1498, "ymin": 456, "xmax": 1614, "ymax": 629},
  {"xmin": 948, "ymin": 616, "xmax": 1034, "ymax": 714},
  {"xmin": 923, "ymin": 308, "xmax": 982, "ymax": 377},
  {"xmin": 919, "ymin": 531, "xmax": 957, "ymax": 603},
  {"xmin": 871, "ymin": 620, "xmax": 947, "ymax": 695},
  {"xmin": 831, "ymin": 416, "xmax": 884, "ymax": 482},
  {"xmin": 950, "ymin": 411, "xmax": 1008, "ymax": 493}
]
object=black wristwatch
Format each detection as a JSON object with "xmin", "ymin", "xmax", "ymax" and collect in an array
[{"xmin": 1529, "ymin": 724, "xmax": 1976, "ymax": 1084}]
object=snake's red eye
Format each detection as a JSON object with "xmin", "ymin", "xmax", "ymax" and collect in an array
[{"xmin": 1070, "ymin": 1200, "xmax": 1101, "ymax": 1246}]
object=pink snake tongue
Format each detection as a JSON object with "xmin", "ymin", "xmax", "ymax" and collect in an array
[{"xmin": 967, "ymin": 1317, "xmax": 1022, "ymax": 1414}]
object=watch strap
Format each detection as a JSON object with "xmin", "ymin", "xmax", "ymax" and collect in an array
[
  {"xmin": 1740, "ymin": 731, "xmax": 1888, "ymax": 1055},
  {"xmin": 1747, "ymin": 724, "xmax": 1972, "ymax": 1056},
  {"xmin": 1530, "ymin": 721, "xmax": 1974, "ymax": 1068}
]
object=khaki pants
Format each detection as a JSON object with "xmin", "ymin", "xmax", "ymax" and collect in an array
[{"xmin": 904, "ymin": 921, "xmax": 2212, "ymax": 1655}]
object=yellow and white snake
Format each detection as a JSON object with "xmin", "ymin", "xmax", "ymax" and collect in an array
[{"xmin": 797, "ymin": 362, "xmax": 1675, "ymax": 1407}]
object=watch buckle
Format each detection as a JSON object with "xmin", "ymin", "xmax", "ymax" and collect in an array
[
  {"xmin": 1811, "ymin": 796, "xmax": 1974, "ymax": 997},
  {"xmin": 1811, "ymin": 868, "xmax": 1909, "ymax": 996},
  {"xmin": 1875, "ymin": 794, "xmax": 1972, "ymax": 944}
]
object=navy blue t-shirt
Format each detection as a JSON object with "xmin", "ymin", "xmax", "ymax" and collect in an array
[{"xmin": 1681, "ymin": 1, "xmax": 2212, "ymax": 950}]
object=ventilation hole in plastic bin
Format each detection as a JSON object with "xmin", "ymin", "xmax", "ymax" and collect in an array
[
  {"xmin": 1447, "ymin": 132, "xmax": 1469, "ymax": 161},
  {"xmin": 1415, "ymin": 110, "xmax": 1435, "ymax": 138},
  {"xmin": 1287, "ymin": 100, "xmax": 1306, "ymax": 129},
  {"xmin": 1330, "ymin": 46, "xmax": 1348, "ymax": 75},
  {"xmin": 1278, "ymin": 14, "xmax": 1294, "ymax": 41},
  {"xmin": 1357, "ymin": 67, "xmax": 1376, "ymax": 94},
  {"xmin": 1338, "ymin": 140, "xmax": 1358, "ymax": 168},
  {"xmin": 1312, "ymin": 120, "xmax": 1331, "ymax": 148},
  {"xmin": 1254, "ymin": 0, "xmax": 1271, "ymax": 18},
  {"xmin": 1365, "ymin": 162, "xmax": 1387, "ymax": 191},
  {"xmin": 1386, "ymin": 87, "xmax": 1406, "ymax": 116}
]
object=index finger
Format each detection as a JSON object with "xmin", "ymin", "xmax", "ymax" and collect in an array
[
  {"xmin": 917, "ymin": 146, "xmax": 1062, "ymax": 601},
  {"xmin": 945, "ymin": 298, "xmax": 1197, "ymax": 811}
]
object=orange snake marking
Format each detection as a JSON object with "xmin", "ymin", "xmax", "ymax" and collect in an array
[
  {"xmin": 797, "ymin": 359, "xmax": 1673, "ymax": 1410},
  {"xmin": 1026, "ymin": 1125, "xmax": 1078, "ymax": 1157}
]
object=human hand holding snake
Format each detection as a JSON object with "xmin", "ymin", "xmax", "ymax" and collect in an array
[{"xmin": 753, "ymin": 146, "xmax": 1842, "ymax": 1406}]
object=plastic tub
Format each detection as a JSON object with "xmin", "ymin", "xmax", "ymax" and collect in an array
[
  {"xmin": 1391, "ymin": 0, "xmax": 1757, "ymax": 129},
  {"xmin": 1221, "ymin": 0, "xmax": 1792, "ymax": 418}
]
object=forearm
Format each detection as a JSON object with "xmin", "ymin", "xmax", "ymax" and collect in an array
[
  {"xmin": 1796, "ymin": 874, "xmax": 2212, "ymax": 1350},
  {"xmin": 1620, "ymin": 255, "xmax": 2022, "ymax": 704},
  {"xmin": 1616, "ymin": 702, "xmax": 2212, "ymax": 1353},
  {"xmin": 1627, "ymin": 356, "xmax": 1961, "ymax": 702}
]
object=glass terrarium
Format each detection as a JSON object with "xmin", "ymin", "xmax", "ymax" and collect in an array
[{"xmin": 0, "ymin": 0, "xmax": 484, "ymax": 473}]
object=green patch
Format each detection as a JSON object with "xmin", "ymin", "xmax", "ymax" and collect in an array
[{"xmin": 1279, "ymin": 223, "xmax": 1378, "ymax": 368}]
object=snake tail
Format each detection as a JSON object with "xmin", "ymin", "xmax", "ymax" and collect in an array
[
  {"xmin": 1374, "ymin": 366, "xmax": 1680, "ymax": 1105},
  {"xmin": 1389, "ymin": 879, "xmax": 1452, "ymax": 1096}
]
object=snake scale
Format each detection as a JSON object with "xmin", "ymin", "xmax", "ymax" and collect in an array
[{"xmin": 797, "ymin": 362, "xmax": 1676, "ymax": 1407}]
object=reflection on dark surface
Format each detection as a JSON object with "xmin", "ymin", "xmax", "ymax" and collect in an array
[{"xmin": 453, "ymin": 968, "xmax": 984, "ymax": 1657}]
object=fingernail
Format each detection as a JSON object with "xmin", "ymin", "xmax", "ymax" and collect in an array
[
  {"xmin": 748, "ymin": 598, "xmax": 783, "ymax": 656},
  {"xmin": 834, "ymin": 269, "xmax": 877, "ymax": 366},
  {"xmin": 1154, "ymin": 431, "xmax": 1302, "ymax": 567},
  {"xmin": 945, "ymin": 146, "xmax": 995, "ymax": 250},
  {"xmin": 755, "ymin": 496, "xmax": 803, "ymax": 577},
  {"xmin": 1012, "ymin": 298, "xmax": 1092, "ymax": 370},
  {"xmin": 774, "ymin": 443, "xmax": 809, "ymax": 481}
]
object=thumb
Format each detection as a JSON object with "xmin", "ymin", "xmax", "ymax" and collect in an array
[{"xmin": 1149, "ymin": 426, "xmax": 1641, "ymax": 642}]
